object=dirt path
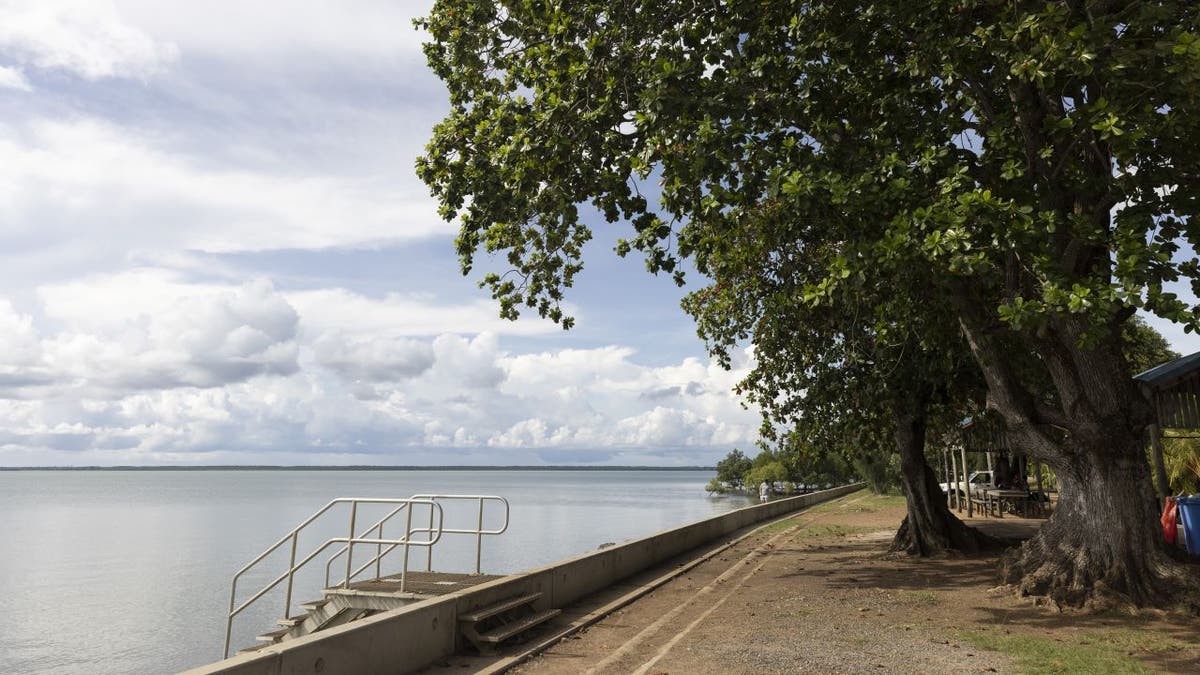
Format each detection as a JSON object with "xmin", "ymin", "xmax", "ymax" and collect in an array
[{"xmin": 426, "ymin": 491, "xmax": 1200, "ymax": 675}]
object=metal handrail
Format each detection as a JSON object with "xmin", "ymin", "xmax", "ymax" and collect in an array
[
  {"xmin": 323, "ymin": 494, "xmax": 509, "ymax": 586},
  {"xmin": 322, "ymin": 501, "xmax": 414, "ymax": 587},
  {"xmin": 223, "ymin": 498, "xmax": 443, "ymax": 658}
]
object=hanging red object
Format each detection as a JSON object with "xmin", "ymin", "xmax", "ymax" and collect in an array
[{"xmin": 1162, "ymin": 497, "xmax": 1179, "ymax": 546}]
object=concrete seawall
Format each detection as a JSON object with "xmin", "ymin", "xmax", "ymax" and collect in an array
[{"xmin": 188, "ymin": 483, "xmax": 865, "ymax": 675}]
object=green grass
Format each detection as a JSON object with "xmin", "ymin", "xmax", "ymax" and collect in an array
[
  {"xmin": 810, "ymin": 490, "xmax": 904, "ymax": 514},
  {"xmin": 959, "ymin": 630, "xmax": 1156, "ymax": 675},
  {"xmin": 758, "ymin": 518, "xmax": 802, "ymax": 535},
  {"xmin": 904, "ymin": 590, "xmax": 938, "ymax": 605},
  {"xmin": 1081, "ymin": 625, "xmax": 1196, "ymax": 654},
  {"xmin": 795, "ymin": 523, "xmax": 872, "ymax": 538},
  {"xmin": 758, "ymin": 518, "xmax": 873, "ymax": 538}
]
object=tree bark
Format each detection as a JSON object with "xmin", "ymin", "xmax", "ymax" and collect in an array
[
  {"xmin": 889, "ymin": 392, "xmax": 994, "ymax": 555},
  {"xmin": 1002, "ymin": 429, "xmax": 1196, "ymax": 609},
  {"xmin": 957, "ymin": 308, "xmax": 1200, "ymax": 608}
]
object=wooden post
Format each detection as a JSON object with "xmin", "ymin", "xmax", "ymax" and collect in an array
[
  {"xmin": 1148, "ymin": 422, "xmax": 1171, "ymax": 502},
  {"xmin": 961, "ymin": 444, "xmax": 973, "ymax": 517},
  {"xmin": 986, "ymin": 451, "xmax": 994, "ymax": 475},
  {"xmin": 943, "ymin": 449, "xmax": 952, "ymax": 507},
  {"xmin": 1034, "ymin": 460, "xmax": 1045, "ymax": 517},
  {"xmin": 950, "ymin": 447, "xmax": 960, "ymax": 511}
]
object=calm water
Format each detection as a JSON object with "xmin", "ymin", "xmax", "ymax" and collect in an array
[{"xmin": 0, "ymin": 469, "xmax": 748, "ymax": 674}]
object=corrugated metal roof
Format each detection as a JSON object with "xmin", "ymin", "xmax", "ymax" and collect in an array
[{"xmin": 1133, "ymin": 350, "xmax": 1200, "ymax": 390}]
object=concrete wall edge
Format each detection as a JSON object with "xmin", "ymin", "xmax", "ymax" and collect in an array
[{"xmin": 185, "ymin": 482, "xmax": 866, "ymax": 675}]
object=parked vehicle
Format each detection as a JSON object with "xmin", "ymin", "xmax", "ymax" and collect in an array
[{"xmin": 939, "ymin": 470, "xmax": 994, "ymax": 498}]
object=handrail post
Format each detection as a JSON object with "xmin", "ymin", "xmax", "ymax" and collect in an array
[
  {"xmin": 375, "ymin": 520, "xmax": 383, "ymax": 580},
  {"xmin": 475, "ymin": 497, "xmax": 485, "ymax": 574},
  {"xmin": 343, "ymin": 501, "xmax": 358, "ymax": 588},
  {"xmin": 283, "ymin": 532, "xmax": 299, "ymax": 619},
  {"xmin": 224, "ymin": 579, "xmax": 238, "ymax": 658},
  {"xmin": 401, "ymin": 503, "xmax": 414, "ymax": 592},
  {"xmin": 426, "ymin": 500, "xmax": 436, "ymax": 572}
]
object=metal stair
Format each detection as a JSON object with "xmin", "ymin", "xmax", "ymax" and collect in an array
[
  {"xmin": 458, "ymin": 592, "xmax": 561, "ymax": 654},
  {"xmin": 222, "ymin": 494, "xmax": 510, "ymax": 658}
]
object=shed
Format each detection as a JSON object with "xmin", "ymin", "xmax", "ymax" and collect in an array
[{"xmin": 1135, "ymin": 350, "xmax": 1200, "ymax": 499}]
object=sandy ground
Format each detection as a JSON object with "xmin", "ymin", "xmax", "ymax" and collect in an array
[{"xmin": 423, "ymin": 491, "xmax": 1200, "ymax": 675}]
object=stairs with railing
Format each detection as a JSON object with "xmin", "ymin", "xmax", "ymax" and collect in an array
[{"xmin": 223, "ymin": 494, "xmax": 510, "ymax": 659}]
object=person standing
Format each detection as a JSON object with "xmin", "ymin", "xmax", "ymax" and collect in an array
[{"xmin": 759, "ymin": 480, "xmax": 770, "ymax": 503}]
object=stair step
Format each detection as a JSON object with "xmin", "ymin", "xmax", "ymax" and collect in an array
[
  {"xmin": 299, "ymin": 599, "xmax": 329, "ymax": 612},
  {"xmin": 477, "ymin": 608, "xmax": 561, "ymax": 644},
  {"xmin": 458, "ymin": 592, "xmax": 542, "ymax": 624},
  {"xmin": 277, "ymin": 615, "xmax": 307, "ymax": 628},
  {"xmin": 236, "ymin": 643, "xmax": 272, "ymax": 656},
  {"xmin": 255, "ymin": 628, "xmax": 290, "ymax": 643}
]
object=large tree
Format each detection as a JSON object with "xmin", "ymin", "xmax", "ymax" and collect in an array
[
  {"xmin": 417, "ymin": 1, "xmax": 1200, "ymax": 607},
  {"xmin": 690, "ymin": 224, "xmax": 995, "ymax": 555}
]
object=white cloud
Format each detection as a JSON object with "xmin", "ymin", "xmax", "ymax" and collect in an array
[
  {"xmin": 114, "ymin": 0, "xmax": 428, "ymax": 65},
  {"xmin": 0, "ymin": 64, "xmax": 30, "ymax": 90},
  {"xmin": 0, "ymin": 0, "xmax": 178, "ymax": 79},
  {"xmin": 287, "ymin": 288, "xmax": 564, "ymax": 338},
  {"xmin": 0, "ymin": 272, "xmax": 759, "ymax": 463},
  {"xmin": 43, "ymin": 278, "xmax": 299, "ymax": 391},
  {"xmin": 312, "ymin": 334, "xmax": 434, "ymax": 382},
  {"xmin": 0, "ymin": 119, "xmax": 449, "ymax": 259}
]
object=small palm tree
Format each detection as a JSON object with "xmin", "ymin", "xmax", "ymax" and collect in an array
[{"xmin": 1162, "ymin": 434, "xmax": 1200, "ymax": 495}]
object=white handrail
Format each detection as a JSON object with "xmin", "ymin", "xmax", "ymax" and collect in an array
[
  {"xmin": 323, "ymin": 494, "xmax": 509, "ymax": 586},
  {"xmin": 223, "ymin": 498, "xmax": 442, "ymax": 659}
]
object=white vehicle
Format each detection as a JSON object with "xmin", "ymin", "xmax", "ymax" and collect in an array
[{"xmin": 939, "ymin": 470, "xmax": 993, "ymax": 498}]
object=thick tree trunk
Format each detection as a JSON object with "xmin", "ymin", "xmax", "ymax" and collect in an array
[
  {"xmin": 957, "ymin": 309, "xmax": 1200, "ymax": 609},
  {"xmin": 889, "ymin": 395, "xmax": 993, "ymax": 555},
  {"xmin": 1002, "ymin": 430, "xmax": 1196, "ymax": 609}
]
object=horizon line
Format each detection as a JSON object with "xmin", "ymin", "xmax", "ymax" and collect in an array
[{"xmin": 0, "ymin": 464, "xmax": 717, "ymax": 471}]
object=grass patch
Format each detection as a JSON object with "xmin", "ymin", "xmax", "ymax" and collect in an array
[
  {"xmin": 757, "ymin": 518, "xmax": 873, "ymax": 538},
  {"xmin": 1078, "ymin": 625, "xmax": 1196, "ymax": 654},
  {"xmin": 758, "ymin": 518, "xmax": 802, "ymax": 535},
  {"xmin": 795, "ymin": 523, "xmax": 872, "ymax": 538},
  {"xmin": 959, "ymin": 630, "xmax": 1153, "ymax": 674},
  {"xmin": 811, "ymin": 491, "xmax": 903, "ymax": 514},
  {"xmin": 904, "ymin": 590, "xmax": 938, "ymax": 606}
]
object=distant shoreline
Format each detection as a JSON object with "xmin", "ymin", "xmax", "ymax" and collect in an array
[{"xmin": 0, "ymin": 465, "xmax": 714, "ymax": 472}]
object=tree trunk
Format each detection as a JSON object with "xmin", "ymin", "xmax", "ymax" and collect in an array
[
  {"xmin": 1002, "ymin": 429, "xmax": 1196, "ymax": 609},
  {"xmin": 889, "ymin": 395, "xmax": 994, "ymax": 555},
  {"xmin": 958, "ymin": 309, "xmax": 1200, "ymax": 609}
]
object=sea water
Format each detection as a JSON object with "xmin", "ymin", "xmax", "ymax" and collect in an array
[{"xmin": 0, "ymin": 469, "xmax": 748, "ymax": 674}]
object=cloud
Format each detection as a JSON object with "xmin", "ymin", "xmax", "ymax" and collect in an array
[
  {"xmin": 0, "ymin": 273, "xmax": 759, "ymax": 463},
  {"xmin": 20, "ymin": 277, "xmax": 300, "ymax": 394},
  {"xmin": 0, "ymin": 0, "xmax": 178, "ymax": 79},
  {"xmin": 286, "ymin": 288, "xmax": 564, "ymax": 338},
  {"xmin": 312, "ymin": 334, "xmax": 434, "ymax": 382},
  {"xmin": 114, "ymin": 0, "xmax": 427, "ymax": 65},
  {"xmin": 0, "ymin": 119, "xmax": 449, "ymax": 260},
  {"xmin": 0, "ymin": 64, "xmax": 30, "ymax": 90}
]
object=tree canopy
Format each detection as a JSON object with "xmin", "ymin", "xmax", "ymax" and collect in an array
[{"xmin": 419, "ymin": 1, "xmax": 1200, "ymax": 608}]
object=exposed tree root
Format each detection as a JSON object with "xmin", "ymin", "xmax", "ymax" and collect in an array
[
  {"xmin": 1001, "ymin": 507, "xmax": 1200, "ymax": 614},
  {"xmin": 890, "ymin": 510, "xmax": 1000, "ymax": 556}
]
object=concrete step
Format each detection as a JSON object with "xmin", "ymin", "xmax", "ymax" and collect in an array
[
  {"xmin": 236, "ymin": 643, "xmax": 272, "ymax": 656},
  {"xmin": 458, "ymin": 592, "xmax": 543, "ymax": 624},
  {"xmin": 255, "ymin": 628, "xmax": 290, "ymax": 644},
  {"xmin": 477, "ymin": 608, "xmax": 561, "ymax": 644},
  {"xmin": 276, "ymin": 614, "xmax": 307, "ymax": 628},
  {"xmin": 299, "ymin": 599, "xmax": 329, "ymax": 612}
]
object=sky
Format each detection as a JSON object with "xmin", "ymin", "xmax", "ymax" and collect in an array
[
  {"xmin": 0, "ymin": 2, "xmax": 1194, "ymax": 467},
  {"xmin": 0, "ymin": 0, "xmax": 759, "ymax": 466}
]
